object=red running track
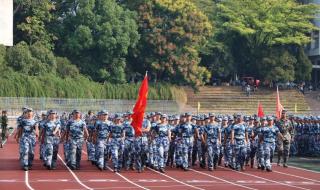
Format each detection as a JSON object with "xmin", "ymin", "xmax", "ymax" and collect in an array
[{"xmin": 1, "ymin": 138, "xmax": 319, "ymax": 190}]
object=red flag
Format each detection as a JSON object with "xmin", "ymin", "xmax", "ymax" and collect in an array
[
  {"xmin": 131, "ymin": 73, "xmax": 148, "ymax": 136},
  {"xmin": 276, "ymin": 86, "xmax": 284, "ymax": 119},
  {"xmin": 257, "ymin": 102, "xmax": 264, "ymax": 117}
]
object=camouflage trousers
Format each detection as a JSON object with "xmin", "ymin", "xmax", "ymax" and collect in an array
[
  {"xmin": 69, "ymin": 138, "xmax": 84, "ymax": 169},
  {"xmin": 155, "ymin": 136, "xmax": 169, "ymax": 169},
  {"xmin": 134, "ymin": 136, "xmax": 149, "ymax": 170},
  {"xmin": 233, "ymin": 139, "xmax": 247, "ymax": 170},
  {"xmin": 181, "ymin": 137, "xmax": 193, "ymax": 168},
  {"xmin": 207, "ymin": 139, "xmax": 220, "ymax": 169},
  {"xmin": 86, "ymin": 141, "xmax": 96, "ymax": 161},
  {"xmin": 124, "ymin": 137, "xmax": 135, "ymax": 169},
  {"xmin": 262, "ymin": 142, "xmax": 275, "ymax": 169},
  {"xmin": 95, "ymin": 138, "xmax": 109, "ymax": 169},
  {"xmin": 20, "ymin": 133, "xmax": 36, "ymax": 167},
  {"xmin": 44, "ymin": 136, "xmax": 60, "ymax": 168},
  {"xmin": 110, "ymin": 138, "xmax": 124, "ymax": 169}
]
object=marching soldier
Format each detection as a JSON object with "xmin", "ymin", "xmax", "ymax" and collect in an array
[
  {"xmin": 16, "ymin": 108, "xmax": 39, "ymax": 171},
  {"xmin": 42, "ymin": 110, "xmax": 61, "ymax": 170},
  {"xmin": 65, "ymin": 110, "xmax": 88, "ymax": 170},
  {"xmin": 275, "ymin": 110, "xmax": 293, "ymax": 167}
]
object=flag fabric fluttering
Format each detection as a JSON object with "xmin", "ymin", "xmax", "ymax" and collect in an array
[
  {"xmin": 257, "ymin": 102, "xmax": 264, "ymax": 117},
  {"xmin": 276, "ymin": 86, "xmax": 284, "ymax": 119},
  {"xmin": 131, "ymin": 73, "xmax": 148, "ymax": 137}
]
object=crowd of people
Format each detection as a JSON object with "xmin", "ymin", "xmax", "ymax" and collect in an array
[{"xmin": 13, "ymin": 107, "xmax": 320, "ymax": 173}]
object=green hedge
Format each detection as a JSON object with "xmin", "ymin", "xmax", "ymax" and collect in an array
[{"xmin": 0, "ymin": 70, "xmax": 186, "ymax": 100}]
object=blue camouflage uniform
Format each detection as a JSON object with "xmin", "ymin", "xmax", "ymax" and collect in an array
[
  {"xmin": 134, "ymin": 118, "xmax": 150, "ymax": 171},
  {"xmin": 39, "ymin": 119, "xmax": 47, "ymax": 161},
  {"xmin": 154, "ymin": 122, "xmax": 170, "ymax": 170},
  {"xmin": 232, "ymin": 122, "xmax": 247, "ymax": 170},
  {"xmin": 224, "ymin": 119, "xmax": 234, "ymax": 168},
  {"xmin": 43, "ymin": 119, "xmax": 61, "ymax": 169},
  {"xmin": 245, "ymin": 124, "xmax": 254, "ymax": 167},
  {"xmin": 123, "ymin": 120, "xmax": 135, "ymax": 169},
  {"xmin": 19, "ymin": 118, "xmax": 38, "ymax": 169},
  {"xmin": 66, "ymin": 119, "xmax": 87, "ymax": 169},
  {"xmin": 60, "ymin": 117, "xmax": 70, "ymax": 163},
  {"xmin": 204, "ymin": 122, "xmax": 221, "ymax": 170},
  {"xmin": 85, "ymin": 115, "xmax": 96, "ymax": 162},
  {"xmin": 95, "ymin": 119, "xmax": 111, "ymax": 170},
  {"xmin": 260, "ymin": 123, "xmax": 280, "ymax": 171},
  {"xmin": 109, "ymin": 122, "xmax": 125, "ymax": 172},
  {"xmin": 177, "ymin": 121, "xmax": 196, "ymax": 169}
]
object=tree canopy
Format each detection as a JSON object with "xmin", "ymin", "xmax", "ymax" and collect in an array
[{"xmin": 0, "ymin": 0, "xmax": 318, "ymax": 94}]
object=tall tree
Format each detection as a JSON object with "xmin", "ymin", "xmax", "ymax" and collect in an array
[
  {"xmin": 215, "ymin": 0, "xmax": 318, "ymax": 81},
  {"xmin": 123, "ymin": 0, "xmax": 213, "ymax": 87},
  {"xmin": 54, "ymin": 0, "xmax": 140, "ymax": 83}
]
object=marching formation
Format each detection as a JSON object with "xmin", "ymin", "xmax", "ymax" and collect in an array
[{"xmin": 14, "ymin": 107, "xmax": 320, "ymax": 173}]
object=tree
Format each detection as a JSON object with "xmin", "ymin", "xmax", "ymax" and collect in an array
[
  {"xmin": 14, "ymin": 0, "xmax": 56, "ymax": 49},
  {"xmin": 124, "ymin": 0, "xmax": 213, "ymax": 87},
  {"xmin": 54, "ymin": 0, "xmax": 140, "ymax": 83},
  {"xmin": 214, "ymin": 0, "xmax": 318, "ymax": 81}
]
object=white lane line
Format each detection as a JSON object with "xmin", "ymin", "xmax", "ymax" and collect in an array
[
  {"xmin": 271, "ymin": 164, "xmax": 320, "ymax": 174},
  {"xmin": 82, "ymin": 150, "xmax": 149, "ymax": 190},
  {"xmin": 273, "ymin": 170, "xmax": 320, "ymax": 183},
  {"xmin": 106, "ymin": 166, "xmax": 150, "ymax": 190},
  {"xmin": 147, "ymin": 167, "xmax": 205, "ymax": 190},
  {"xmin": 218, "ymin": 166, "xmax": 311, "ymax": 190},
  {"xmin": 57, "ymin": 154, "xmax": 94, "ymax": 190},
  {"xmin": 25, "ymin": 171, "xmax": 35, "ymax": 190},
  {"xmin": 190, "ymin": 169, "xmax": 257, "ymax": 190},
  {"xmin": 1, "ymin": 128, "xmax": 15, "ymax": 146}
]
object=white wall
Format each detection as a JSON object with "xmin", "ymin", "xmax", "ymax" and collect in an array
[{"xmin": 0, "ymin": 0, "xmax": 13, "ymax": 46}]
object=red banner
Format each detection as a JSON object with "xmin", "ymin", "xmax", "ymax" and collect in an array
[
  {"xmin": 131, "ymin": 74, "xmax": 148, "ymax": 136},
  {"xmin": 257, "ymin": 102, "xmax": 264, "ymax": 117}
]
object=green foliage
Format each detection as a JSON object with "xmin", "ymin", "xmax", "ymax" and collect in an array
[
  {"xmin": 56, "ymin": 0, "xmax": 140, "ymax": 83},
  {"xmin": 0, "ymin": 69, "xmax": 182, "ymax": 100},
  {"xmin": 14, "ymin": 0, "xmax": 56, "ymax": 49},
  {"xmin": 209, "ymin": 0, "xmax": 319, "ymax": 81},
  {"xmin": 124, "ymin": 0, "xmax": 213, "ymax": 87},
  {"xmin": 295, "ymin": 47, "xmax": 313, "ymax": 82}
]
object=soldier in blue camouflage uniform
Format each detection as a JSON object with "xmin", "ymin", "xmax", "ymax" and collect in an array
[
  {"xmin": 38, "ymin": 113, "xmax": 47, "ymax": 161},
  {"xmin": 309, "ymin": 117, "xmax": 317, "ymax": 156},
  {"xmin": 174, "ymin": 114, "xmax": 184, "ymax": 169},
  {"xmin": 166, "ymin": 115, "xmax": 177, "ymax": 167},
  {"xmin": 152, "ymin": 114, "xmax": 171, "ymax": 173},
  {"xmin": 203, "ymin": 113, "xmax": 221, "ymax": 171},
  {"xmin": 219, "ymin": 117, "xmax": 228, "ymax": 167},
  {"xmin": 149, "ymin": 112, "xmax": 161, "ymax": 169},
  {"xmin": 16, "ymin": 108, "xmax": 39, "ymax": 171},
  {"xmin": 109, "ymin": 114, "xmax": 125, "ymax": 172},
  {"xmin": 315, "ymin": 117, "xmax": 320, "ymax": 155},
  {"xmin": 65, "ymin": 110, "xmax": 88, "ymax": 170},
  {"xmin": 85, "ymin": 111, "xmax": 97, "ymax": 164},
  {"xmin": 231, "ymin": 114, "xmax": 248, "ymax": 171},
  {"xmin": 275, "ymin": 110, "xmax": 293, "ymax": 167},
  {"xmin": 123, "ymin": 112, "xmax": 136, "ymax": 170},
  {"xmin": 94, "ymin": 110, "xmax": 111, "ymax": 171},
  {"xmin": 134, "ymin": 113, "xmax": 151, "ymax": 172},
  {"xmin": 15, "ymin": 107, "xmax": 27, "ymax": 161},
  {"xmin": 224, "ymin": 116, "xmax": 234, "ymax": 169},
  {"xmin": 60, "ymin": 112, "xmax": 70, "ymax": 163},
  {"xmin": 260, "ymin": 116, "xmax": 284, "ymax": 172},
  {"xmin": 43, "ymin": 110, "xmax": 61, "ymax": 170},
  {"xmin": 245, "ymin": 117, "xmax": 254, "ymax": 168},
  {"xmin": 176, "ymin": 112, "xmax": 198, "ymax": 171},
  {"xmin": 194, "ymin": 116, "xmax": 206, "ymax": 168}
]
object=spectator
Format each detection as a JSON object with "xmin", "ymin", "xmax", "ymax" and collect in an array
[{"xmin": 246, "ymin": 84, "xmax": 251, "ymax": 97}]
